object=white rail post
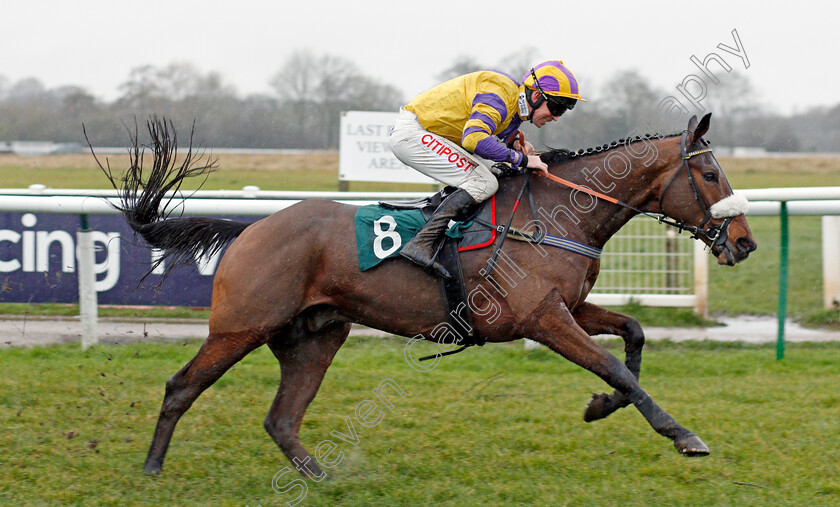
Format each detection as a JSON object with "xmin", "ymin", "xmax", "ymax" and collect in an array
[
  {"xmin": 76, "ymin": 214, "xmax": 98, "ymax": 349},
  {"xmin": 693, "ymin": 239, "xmax": 709, "ymax": 318},
  {"xmin": 822, "ymin": 216, "xmax": 840, "ymax": 309}
]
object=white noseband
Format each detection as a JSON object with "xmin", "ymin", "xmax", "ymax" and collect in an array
[{"xmin": 710, "ymin": 193, "xmax": 749, "ymax": 219}]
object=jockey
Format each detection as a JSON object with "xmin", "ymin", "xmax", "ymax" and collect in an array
[{"xmin": 389, "ymin": 60, "xmax": 585, "ymax": 278}]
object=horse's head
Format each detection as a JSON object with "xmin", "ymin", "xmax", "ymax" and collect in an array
[{"xmin": 658, "ymin": 113, "xmax": 757, "ymax": 265}]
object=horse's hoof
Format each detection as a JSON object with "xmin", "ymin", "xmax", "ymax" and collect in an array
[
  {"xmin": 583, "ymin": 392, "xmax": 614, "ymax": 422},
  {"xmin": 143, "ymin": 462, "xmax": 162, "ymax": 475},
  {"xmin": 674, "ymin": 434, "xmax": 710, "ymax": 457}
]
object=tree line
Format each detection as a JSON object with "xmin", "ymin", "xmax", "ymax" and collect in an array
[{"xmin": 0, "ymin": 50, "xmax": 837, "ymax": 152}]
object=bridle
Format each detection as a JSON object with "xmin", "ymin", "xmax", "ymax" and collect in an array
[
  {"xmin": 538, "ymin": 131, "xmax": 738, "ymax": 247},
  {"xmin": 657, "ymin": 130, "xmax": 735, "ymax": 247}
]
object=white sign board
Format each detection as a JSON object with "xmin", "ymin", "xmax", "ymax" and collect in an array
[{"xmin": 339, "ymin": 111, "xmax": 435, "ymax": 184}]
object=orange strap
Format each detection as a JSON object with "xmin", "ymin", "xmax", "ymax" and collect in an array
[
  {"xmin": 538, "ymin": 171, "xmax": 622, "ymax": 206},
  {"xmin": 506, "ymin": 129, "xmax": 524, "ymax": 148}
]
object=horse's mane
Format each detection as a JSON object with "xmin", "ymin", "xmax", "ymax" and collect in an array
[{"xmin": 540, "ymin": 132, "xmax": 682, "ymax": 164}]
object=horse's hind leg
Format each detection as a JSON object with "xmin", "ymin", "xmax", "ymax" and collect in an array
[
  {"xmin": 264, "ymin": 320, "xmax": 351, "ymax": 479},
  {"xmin": 525, "ymin": 290, "xmax": 709, "ymax": 456},
  {"xmin": 572, "ymin": 302, "xmax": 645, "ymax": 422},
  {"xmin": 143, "ymin": 330, "xmax": 267, "ymax": 474}
]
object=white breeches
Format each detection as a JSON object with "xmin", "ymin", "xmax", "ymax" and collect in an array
[{"xmin": 389, "ymin": 108, "xmax": 499, "ymax": 202}]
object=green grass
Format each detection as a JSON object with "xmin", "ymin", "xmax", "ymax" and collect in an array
[
  {"xmin": 799, "ymin": 308, "xmax": 840, "ymax": 329},
  {"xmin": 1, "ymin": 338, "xmax": 838, "ymax": 506}
]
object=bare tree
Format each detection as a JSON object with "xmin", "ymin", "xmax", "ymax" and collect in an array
[
  {"xmin": 269, "ymin": 50, "xmax": 329, "ymax": 146},
  {"xmin": 269, "ymin": 49, "xmax": 318, "ymax": 102},
  {"xmin": 600, "ymin": 69, "xmax": 667, "ymax": 138},
  {"xmin": 269, "ymin": 50, "xmax": 405, "ymax": 148},
  {"xmin": 117, "ymin": 63, "xmax": 235, "ymax": 109},
  {"xmin": 704, "ymin": 71, "xmax": 762, "ymax": 146},
  {"xmin": 117, "ymin": 65, "xmax": 168, "ymax": 110}
]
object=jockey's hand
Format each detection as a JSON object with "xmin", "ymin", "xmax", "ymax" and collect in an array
[
  {"xmin": 513, "ymin": 139, "xmax": 535, "ymax": 156},
  {"xmin": 526, "ymin": 155, "xmax": 548, "ymax": 175}
]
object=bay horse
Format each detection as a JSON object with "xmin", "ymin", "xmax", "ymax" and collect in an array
[{"xmin": 96, "ymin": 113, "xmax": 756, "ymax": 477}]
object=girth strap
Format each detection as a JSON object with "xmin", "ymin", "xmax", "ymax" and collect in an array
[{"xmin": 507, "ymin": 227, "xmax": 603, "ymax": 259}]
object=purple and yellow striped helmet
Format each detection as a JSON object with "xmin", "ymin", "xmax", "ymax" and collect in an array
[{"xmin": 522, "ymin": 60, "xmax": 586, "ymax": 102}]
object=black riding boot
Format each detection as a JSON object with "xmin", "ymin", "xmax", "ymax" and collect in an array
[{"xmin": 400, "ymin": 188, "xmax": 479, "ymax": 278}]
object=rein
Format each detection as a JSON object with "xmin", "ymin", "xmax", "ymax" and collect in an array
[{"xmin": 539, "ymin": 131, "xmax": 735, "ymax": 246}]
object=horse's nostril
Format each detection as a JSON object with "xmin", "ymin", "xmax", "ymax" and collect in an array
[{"xmin": 737, "ymin": 237, "xmax": 756, "ymax": 253}]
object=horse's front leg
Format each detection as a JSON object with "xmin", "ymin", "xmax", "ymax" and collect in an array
[
  {"xmin": 523, "ymin": 289, "xmax": 709, "ymax": 456},
  {"xmin": 572, "ymin": 302, "xmax": 644, "ymax": 422}
]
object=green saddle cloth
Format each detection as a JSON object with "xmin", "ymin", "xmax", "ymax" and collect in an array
[
  {"xmin": 354, "ymin": 204, "xmax": 480, "ymax": 272},
  {"xmin": 354, "ymin": 205, "xmax": 426, "ymax": 271}
]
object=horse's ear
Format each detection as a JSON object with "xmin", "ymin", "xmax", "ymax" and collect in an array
[
  {"xmin": 693, "ymin": 113, "xmax": 712, "ymax": 142},
  {"xmin": 687, "ymin": 113, "xmax": 712, "ymax": 144},
  {"xmin": 686, "ymin": 115, "xmax": 699, "ymax": 135}
]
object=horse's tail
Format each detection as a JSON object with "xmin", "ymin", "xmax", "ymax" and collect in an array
[{"xmin": 87, "ymin": 117, "xmax": 248, "ymax": 278}]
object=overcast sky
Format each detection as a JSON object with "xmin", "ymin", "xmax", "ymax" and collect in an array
[{"xmin": 5, "ymin": 0, "xmax": 838, "ymax": 116}]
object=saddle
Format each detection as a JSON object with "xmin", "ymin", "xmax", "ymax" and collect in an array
[{"xmin": 380, "ymin": 186, "xmax": 497, "ymax": 250}]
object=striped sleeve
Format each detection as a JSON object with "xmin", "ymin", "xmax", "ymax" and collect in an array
[{"xmin": 461, "ymin": 93, "xmax": 525, "ymax": 166}]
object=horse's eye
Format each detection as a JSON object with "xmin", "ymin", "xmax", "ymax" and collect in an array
[{"xmin": 703, "ymin": 172, "xmax": 718, "ymax": 183}]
